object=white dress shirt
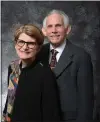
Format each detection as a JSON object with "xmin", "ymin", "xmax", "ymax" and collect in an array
[{"xmin": 49, "ymin": 40, "xmax": 66, "ymax": 64}]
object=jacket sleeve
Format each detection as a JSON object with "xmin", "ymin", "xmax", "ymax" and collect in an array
[
  {"xmin": 77, "ymin": 52, "xmax": 94, "ymax": 120},
  {"xmin": 41, "ymin": 66, "xmax": 61, "ymax": 121},
  {"xmin": 3, "ymin": 65, "xmax": 12, "ymax": 115}
]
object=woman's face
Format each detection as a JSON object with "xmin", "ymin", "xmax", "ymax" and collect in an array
[{"xmin": 15, "ymin": 33, "xmax": 40, "ymax": 60}]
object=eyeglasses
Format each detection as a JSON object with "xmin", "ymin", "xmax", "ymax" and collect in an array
[{"xmin": 16, "ymin": 39, "xmax": 37, "ymax": 49}]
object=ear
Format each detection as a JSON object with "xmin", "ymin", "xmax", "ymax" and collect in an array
[
  {"xmin": 66, "ymin": 25, "xmax": 71, "ymax": 35},
  {"xmin": 42, "ymin": 28, "xmax": 47, "ymax": 36}
]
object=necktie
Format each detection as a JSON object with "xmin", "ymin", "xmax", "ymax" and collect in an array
[{"xmin": 50, "ymin": 49, "xmax": 58, "ymax": 69}]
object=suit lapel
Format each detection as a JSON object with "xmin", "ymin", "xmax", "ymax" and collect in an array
[{"xmin": 53, "ymin": 41, "xmax": 74, "ymax": 78}]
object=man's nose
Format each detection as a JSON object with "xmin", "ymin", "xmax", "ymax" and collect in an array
[{"xmin": 52, "ymin": 27, "xmax": 57, "ymax": 33}]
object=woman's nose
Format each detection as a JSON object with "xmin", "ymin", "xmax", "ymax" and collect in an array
[{"xmin": 22, "ymin": 43, "xmax": 28, "ymax": 49}]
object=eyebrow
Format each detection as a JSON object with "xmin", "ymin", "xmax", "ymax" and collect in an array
[
  {"xmin": 47, "ymin": 23, "xmax": 62, "ymax": 27},
  {"xmin": 17, "ymin": 39, "xmax": 36, "ymax": 43}
]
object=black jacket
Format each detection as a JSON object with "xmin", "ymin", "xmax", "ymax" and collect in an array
[{"xmin": 4, "ymin": 59, "xmax": 61, "ymax": 122}]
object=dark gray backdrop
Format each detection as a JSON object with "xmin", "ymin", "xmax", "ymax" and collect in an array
[{"xmin": 1, "ymin": 1, "xmax": 99, "ymax": 118}]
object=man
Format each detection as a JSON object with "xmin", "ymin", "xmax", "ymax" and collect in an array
[{"xmin": 40, "ymin": 9, "xmax": 94, "ymax": 121}]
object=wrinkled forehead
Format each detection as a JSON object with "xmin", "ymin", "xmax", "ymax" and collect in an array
[{"xmin": 46, "ymin": 13, "xmax": 64, "ymax": 26}]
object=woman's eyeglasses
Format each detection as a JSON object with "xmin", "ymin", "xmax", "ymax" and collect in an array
[{"xmin": 16, "ymin": 39, "xmax": 37, "ymax": 49}]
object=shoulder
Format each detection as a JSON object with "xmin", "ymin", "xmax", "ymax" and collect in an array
[
  {"xmin": 43, "ymin": 42, "xmax": 50, "ymax": 48},
  {"xmin": 37, "ymin": 43, "xmax": 50, "ymax": 62},
  {"xmin": 69, "ymin": 42, "xmax": 91, "ymax": 60},
  {"xmin": 70, "ymin": 44, "xmax": 92, "ymax": 70},
  {"xmin": 10, "ymin": 59, "xmax": 20, "ymax": 65},
  {"xmin": 38, "ymin": 61, "xmax": 54, "ymax": 76},
  {"xmin": 38, "ymin": 61, "xmax": 50, "ymax": 71},
  {"xmin": 37, "ymin": 61, "xmax": 57, "ymax": 86},
  {"xmin": 9, "ymin": 59, "xmax": 21, "ymax": 70},
  {"xmin": 41, "ymin": 43, "xmax": 50, "ymax": 52}
]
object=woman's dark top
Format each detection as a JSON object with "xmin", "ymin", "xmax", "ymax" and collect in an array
[{"xmin": 3, "ymin": 59, "xmax": 61, "ymax": 122}]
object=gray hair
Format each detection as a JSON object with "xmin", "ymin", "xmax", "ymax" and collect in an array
[{"xmin": 43, "ymin": 9, "xmax": 69, "ymax": 28}]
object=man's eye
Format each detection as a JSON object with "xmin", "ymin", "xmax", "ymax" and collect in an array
[
  {"xmin": 56, "ymin": 24, "xmax": 62, "ymax": 27},
  {"xmin": 47, "ymin": 25, "xmax": 52, "ymax": 28}
]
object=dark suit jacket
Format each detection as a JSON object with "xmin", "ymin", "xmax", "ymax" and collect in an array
[
  {"xmin": 40, "ymin": 40, "xmax": 94, "ymax": 121},
  {"xmin": 3, "ymin": 59, "xmax": 61, "ymax": 122}
]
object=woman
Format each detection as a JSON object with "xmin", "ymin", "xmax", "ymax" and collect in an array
[{"xmin": 3, "ymin": 24, "xmax": 61, "ymax": 122}]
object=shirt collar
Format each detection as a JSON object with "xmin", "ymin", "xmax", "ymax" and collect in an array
[{"xmin": 50, "ymin": 39, "xmax": 66, "ymax": 54}]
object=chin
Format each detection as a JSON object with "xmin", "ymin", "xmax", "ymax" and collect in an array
[
  {"xmin": 18, "ymin": 55, "xmax": 33, "ymax": 60},
  {"xmin": 51, "ymin": 39, "xmax": 60, "ymax": 43}
]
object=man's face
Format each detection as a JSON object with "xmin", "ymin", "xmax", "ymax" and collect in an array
[
  {"xmin": 43, "ymin": 13, "xmax": 68, "ymax": 47},
  {"xmin": 15, "ymin": 33, "xmax": 39, "ymax": 61}
]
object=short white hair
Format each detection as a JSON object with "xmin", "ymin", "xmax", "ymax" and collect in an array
[{"xmin": 43, "ymin": 9, "xmax": 69, "ymax": 28}]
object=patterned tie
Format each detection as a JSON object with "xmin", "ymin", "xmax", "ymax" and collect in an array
[{"xmin": 50, "ymin": 49, "xmax": 58, "ymax": 69}]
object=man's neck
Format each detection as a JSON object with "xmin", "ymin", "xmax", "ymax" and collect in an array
[
  {"xmin": 51, "ymin": 39, "xmax": 66, "ymax": 49},
  {"xmin": 50, "ymin": 39, "xmax": 66, "ymax": 50}
]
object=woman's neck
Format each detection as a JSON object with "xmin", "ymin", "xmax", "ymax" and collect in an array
[{"xmin": 21, "ymin": 57, "xmax": 35, "ymax": 68}]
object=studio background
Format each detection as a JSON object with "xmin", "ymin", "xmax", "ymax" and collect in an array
[{"xmin": 1, "ymin": 1, "xmax": 99, "ymax": 118}]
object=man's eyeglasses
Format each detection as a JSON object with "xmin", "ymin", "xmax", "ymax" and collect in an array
[{"xmin": 16, "ymin": 39, "xmax": 37, "ymax": 49}]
